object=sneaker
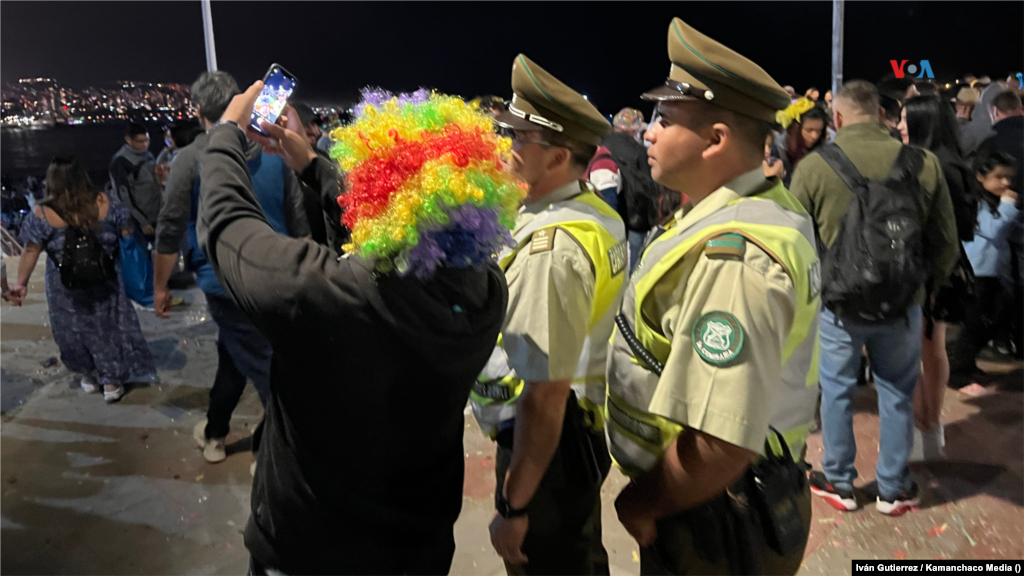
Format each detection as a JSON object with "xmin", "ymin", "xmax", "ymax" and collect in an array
[
  {"xmin": 103, "ymin": 384, "xmax": 125, "ymax": 403},
  {"xmin": 81, "ymin": 377, "xmax": 100, "ymax": 393},
  {"xmin": 809, "ymin": 470, "xmax": 858, "ymax": 511},
  {"xmin": 877, "ymin": 482, "xmax": 920, "ymax": 516},
  {"xmin": 193, "ymin": 419, "xmax": 226, "ymax": 463}
]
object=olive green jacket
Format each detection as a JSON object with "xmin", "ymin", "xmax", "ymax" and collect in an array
[{"xmin": 789, "ymin": 121, "xmax": 959, "ymax": 305}]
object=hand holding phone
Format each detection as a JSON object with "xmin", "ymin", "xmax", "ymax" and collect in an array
[{"xmin": 250, "ymin": 64, "xmax": 297, "ymax": 137}]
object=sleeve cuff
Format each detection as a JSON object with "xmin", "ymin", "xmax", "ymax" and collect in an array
[{"xmin": 300, "ymin": 157, "xmax": 320, "ymax": 187}]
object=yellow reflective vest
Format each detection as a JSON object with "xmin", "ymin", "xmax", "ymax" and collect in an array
[
  {"xmin": 470, "ymin": 187, "xmax": 628, "ymax": 438},
  {"xmin": 606, "ymin": 183, "xmax": 821, "ymax": 477}
]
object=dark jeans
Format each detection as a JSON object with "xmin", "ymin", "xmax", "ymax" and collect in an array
[
  {"xmin": 949, "ymin": 277, "xmax": 1009, "ymax": 378},
  {"xmin": 204, "ymin": 293, "xmax": 271, "ymax": 440},
  {"xmin": 248, "ymin": 536, "xmax": 455, "ymax": 575},
  {"xmin": 495, "ymin": 406, "xmax": 612, "ymax": 576}
]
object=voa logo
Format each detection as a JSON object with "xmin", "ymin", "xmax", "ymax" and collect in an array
[{"xmin": 890, "ymin": 60, "xmax": 935, "ymax": 79}]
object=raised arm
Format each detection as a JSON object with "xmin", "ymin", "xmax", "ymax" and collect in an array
[{"xmin": 195, "ymin": 82, "xmax": 369, "ymax": 340}]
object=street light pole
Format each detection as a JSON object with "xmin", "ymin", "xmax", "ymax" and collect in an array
[
  {"xmin": 832, "ymin": 0, "xmax": 844, "ymax": 97},
  {"xmin": 201, "ymin": 0, "xmax": 218, "ymax": 72}
]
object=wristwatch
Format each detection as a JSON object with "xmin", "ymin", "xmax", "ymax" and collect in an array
[{"xmin": 496, "ymin": 493, "xmax": 528, "ymax": 519}]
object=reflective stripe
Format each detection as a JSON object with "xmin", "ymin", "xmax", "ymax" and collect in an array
[
  {"xmin": 607, "ymin": 182, "xmax": 821, "ymax": 476},
  {"xmin": 471, "ymin": 186, "xmax": 627, "ymax": 437},
  {"xmin": 607, "ymin": 426, "xmax": 659, "ymax": 477}
]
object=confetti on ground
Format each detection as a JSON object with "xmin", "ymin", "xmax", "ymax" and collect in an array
[
  {"xmin": 632, "ymin": 550, "xmax": 639, "ymax": 563},
  {"xmin": 894, "ymin": 549, "xmax": 907, "ymax": 560},
  {"xmin": 951, "ymin": 515, "xmax": 977, "ymax": 547},
  {"xmin": 926, "ymin": 524, "xmax": 949, "ymax": 537},
  {"xmin": 227, "ymin": 520, "xmax": 235, "ymax": 527},
  {"xmin": 819, "ymin": 518, "xmax": 835, "ymax": 523},
  {"xmin": 195, "ymin": 474, "xmax": 204, "ymax": 482}
]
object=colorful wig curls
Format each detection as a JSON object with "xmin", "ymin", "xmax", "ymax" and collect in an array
[{"xmin": 329, "ymin": 88, "xmax": 526, "ymax": 278}]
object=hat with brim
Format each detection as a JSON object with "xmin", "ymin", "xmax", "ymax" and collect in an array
[
  {"xmin": 641, "ymin": 18, "xmax": 791, "ymax": 123},
  {"xmin": 494, "ymin": 54, "xmax": 611, "ymax": 145}
]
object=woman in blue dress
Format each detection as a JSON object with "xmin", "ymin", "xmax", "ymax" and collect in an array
[{"xmin": 10, "ymin": 157, "xmax": 155, "ymax": 402}]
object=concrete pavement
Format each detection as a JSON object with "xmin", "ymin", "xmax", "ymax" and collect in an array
[{"xmin": 2, "ymin": 257, "xmax": 1022, "ymax": 574}]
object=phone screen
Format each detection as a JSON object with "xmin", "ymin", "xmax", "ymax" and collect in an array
[{"xmin": 251, "ymin": 66, "xmax": 296, "ymax": 134}]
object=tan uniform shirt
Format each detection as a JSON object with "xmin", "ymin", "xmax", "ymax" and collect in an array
[
  {"xmin": 503, "ymin": 181, "xmax": 596, "ymax": 383},
  {"xmin": 642, "ymin": 171, "xmax": 799, "ymax": 453}
]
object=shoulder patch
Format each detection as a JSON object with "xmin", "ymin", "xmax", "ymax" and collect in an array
[
  {"xmin": 692, "ymin": 311, "xmax": 745, "ymax": 366},
  {"xmin": 808, "ymin": 260, "xmax": 821, "ymax": 301},
  {"xmin": 529, "ymin": 228, "xmax": 556, "ymax": 254},
  {"xmin": 704, "ymin": 233, "xmax": 746, "ymax": 260},
  {"xmin": 608, "ymin": 240, "xmax": 628, "ymax": 277}
]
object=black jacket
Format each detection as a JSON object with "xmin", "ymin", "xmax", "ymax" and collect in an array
[
  {"xmin": 978, "ymin": 116, "xmax": 1024, "ymax": 201},
  {"xmin": 196, "ymin": 125, "xmax": 508, "ymax": 574},
  {"xmin": 934, "ymin": 146, "xmax": 979, "ymax": 242}
]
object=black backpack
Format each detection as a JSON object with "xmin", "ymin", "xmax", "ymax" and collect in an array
[
  {"xmin": 816, "ymin": 143, "xmax": 928, "ymax": 324},
  {"xmin": 45, "ymin": 206, "xmax": 117, "ymax": 290},
  {"xmin": 588, "ymin": 133, "xmax": 662, "ymax": 233}
]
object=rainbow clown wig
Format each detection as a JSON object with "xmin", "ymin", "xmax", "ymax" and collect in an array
[{"xmin": 328, "ymin": 88, "xmax": 525, "ymax": 278}]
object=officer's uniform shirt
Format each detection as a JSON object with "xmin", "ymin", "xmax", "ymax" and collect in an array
[
  {"xmin": 640, "ymin": 169, "xmax": 797, "ymax": 454},
  {"xmin": 503, "ymin": 180, "xmax": 595, "ymax": 383}
]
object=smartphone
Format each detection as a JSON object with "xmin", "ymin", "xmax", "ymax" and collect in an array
[{"xmin": 250, "ymin": 64, "xmax": 297, "ymax": 136}]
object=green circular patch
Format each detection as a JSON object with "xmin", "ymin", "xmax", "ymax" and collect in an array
[{"xmin": 692, "ymin": 311, "xmax": 744, "ymax": 366}]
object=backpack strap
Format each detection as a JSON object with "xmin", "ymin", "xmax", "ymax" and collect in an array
[
  {"xmin": 888, "ymin": 145, "xmax": 925, "ymax": 182},
  {"xmin": 816, "ymin": 143, "xmax": 868, "ymax": 194}
]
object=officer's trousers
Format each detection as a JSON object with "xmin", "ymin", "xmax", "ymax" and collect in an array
[
  {"xmin": 495, "ymin": 416, "xmax": 612, "ymax": 576},
  {"xmin": 639, "ymin": 481, "xmax": 811, "ymax": 576}
]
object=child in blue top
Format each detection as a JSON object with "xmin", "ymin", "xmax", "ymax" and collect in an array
[
  {"xmin": 950, "ymin": 152, "xmax": 1019, "ymax": 386},
  {"xmin": 964, "ymin": 152, "xmax": 1020, "ymax": 280}
]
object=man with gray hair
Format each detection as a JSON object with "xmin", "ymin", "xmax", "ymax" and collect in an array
[
  {"xmin": 154, "ymin": 70, "xmax": 311, "ymax": 466},
  {"xmin": 790, "ymin": 80, "xmax": 958, "ymax": 516}
]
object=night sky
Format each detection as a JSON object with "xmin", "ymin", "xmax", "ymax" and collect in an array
[{"xmin": 2, "ymin": 1, "xmax": 1022, "ymax": 114}]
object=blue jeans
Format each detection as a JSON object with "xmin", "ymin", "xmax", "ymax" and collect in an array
[
  {"xmin": 818, "ymin": 306, "xmax": 922, "ymax": 499},
  {"xmin": 205, "ymin": 293, "xmax": 272, "ymax": 439}
]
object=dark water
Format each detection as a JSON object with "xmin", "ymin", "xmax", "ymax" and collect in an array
[{"xmin": 1, "ymin": 123, "xmax": 169, "ymax": 184}]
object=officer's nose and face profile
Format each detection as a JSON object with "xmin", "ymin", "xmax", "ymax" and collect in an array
[
  {"xmin": 508, "ymin": 129, "xmax": 557, "ymax": 193},
  {"xmin": 644, "ymin": 100, "xmax": 713, "ymax": 190}
]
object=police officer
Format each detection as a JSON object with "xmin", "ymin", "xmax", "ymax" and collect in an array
[
  {"xmin": 470, "ymin": 54, "xmax": 629, "ymax": 575},
  {"xmin": 606, "ymin": 19, "xmax": 821, "ymax": 575}
]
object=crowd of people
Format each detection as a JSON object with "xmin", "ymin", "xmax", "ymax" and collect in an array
[{"xmin": 1, "ymin": 14, "xmax": 1022, "ymax": 575}]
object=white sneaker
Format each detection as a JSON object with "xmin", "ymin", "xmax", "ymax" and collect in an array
[
  {"xmin": 132, "ymin": 301, "xmax": 155, "ymax": 312},
  {"xmin": 193, "ymin": 419, "xmax": 226, "ymax": 463},
  {"xmin": 103, "ymin": 385, "xmax": 125, "ymax": 403},
  {"xmin": 81, "ymin": 377, "xmax": 100, "ymax": 393}
]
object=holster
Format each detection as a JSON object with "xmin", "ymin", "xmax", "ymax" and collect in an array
[{"xmin": 652, "ymin": 428, "xmax": 808, "ymax": 575}]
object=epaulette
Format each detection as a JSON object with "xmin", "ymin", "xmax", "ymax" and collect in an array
[{"xmin": 704, "ymin": 232, "xmax": 746, "ymax": 260}]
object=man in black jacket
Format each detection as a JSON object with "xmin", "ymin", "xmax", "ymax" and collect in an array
[
  {"xmin": 197, "ymin": 81, "xmax": 508, "ymax": 575},
  {"xmin": 978, "ymin": 90, "xmax": 1024, "ymax": 194}
]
